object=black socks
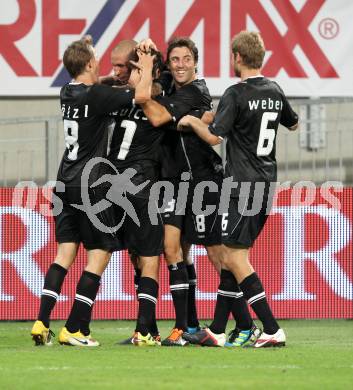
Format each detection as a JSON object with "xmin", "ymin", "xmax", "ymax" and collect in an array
[
  {"xmin": 209, "ymin": 269, "xmax": 237, "ymax": 334},
  {"xmin": 186, "ymin": 263, "xmax": 199, "ymax": 328},
  {"xmin": 38, "ymin": 263, "xmax": 67, "ymax": 328},
  {"xmin": 168, "ymin": 261, "xmax": 189, "ymax": 331},
  {"xmin": 65, "ymin": 271, "xmax": 101, "ymax": 334},
  {"xmin": 231, "ymin": 281, "xmax": 253, "ymax": 330},
  {"xmin": 240, "ymin": 272, "xmax": 279, "ymax": 335},
  {"xmin": 136, "ymin": 277, "xmax": 159, "ymax": 336}
]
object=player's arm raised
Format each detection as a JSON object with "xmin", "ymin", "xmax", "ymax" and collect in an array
[
  {"xmin": 177, "ymin": 115, "xmax": 222, "ymax": 146},
  {"xmin": 131, "ymin": 51, "xmax": 154, "ymax": 104},
  {"xmin": 136, "ymin": 38, "xmax": 158, "ymax": 53}
]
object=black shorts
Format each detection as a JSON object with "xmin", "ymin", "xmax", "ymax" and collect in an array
[
  {"xmin": 183, "ymin": 178, "xmax": 223, "ymax": 246},
  {"xmin": 222, "ymin": 194, "xmax": 273, "ymax": 248},
  {"xmin": 53, "ymin": 187, "xmax": 123, "ymax": 252},
  {"xmin": 115, "ymin": 194, "xmax": 164, "ymax": 257},
  {"xmin": 160, "ymin": 177, "xmax": 223, "ymax": 246},
  {"xmin": 159, "ymin": 178, "xmax": 183, "ymax": 229}
]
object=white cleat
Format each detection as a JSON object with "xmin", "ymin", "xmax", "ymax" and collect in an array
[
  {"xmin": 58, "ymin": 327, "xmax": 100, "ymax": 347},
  {"xmin": 252, "ymin": 328, "xmax": 286, "ymax": 348}
]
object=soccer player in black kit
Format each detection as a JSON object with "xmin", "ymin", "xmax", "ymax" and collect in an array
[
  {"xmin": 107, "ymin": 50, "xmax": 167, "ymax": 346},
  {"xmin": 101, "ymin": 39, "xmax": 166, "ymax": 345},
  {"xmin": 140, "ymin": 37, "xmax": 220, "ymax": 346},
  {"xmin": 141, "ymin": 37, "xmax": 256, "ymax": 347},
  {"xmin": 30, "ymin": 38, "xmax": 154, "ymax": 346},
  {"xmin": 178, "ymin": 31, "xmax": 298, "ymax": 347}
]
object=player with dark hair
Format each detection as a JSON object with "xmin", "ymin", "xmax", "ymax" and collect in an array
[
  {"xmin": 177, "ymin": 31, "xmax": 298, "ymax": 348},
  {"xmin": 140, "ymin": 36, "xmax": 256, "ymax": 347},
  {"xmin": 30, "ymin": 38, "xmax": 154, "ymax": 347},
  {"xmin": 107, "ymin": 48, "xmax": 167, "ymax": 346},
  {"xmin": 100, "ymin": 41, "xmax": 167, "ymax": 345}
]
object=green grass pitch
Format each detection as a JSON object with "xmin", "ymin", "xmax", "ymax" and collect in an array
[{"xmin": 0, "ymin": 320, "xmax": 352, "ymax": 389}]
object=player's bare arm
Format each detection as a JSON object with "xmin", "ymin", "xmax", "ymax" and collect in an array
[
  {"xmin": 201, "ymin": 111, "xmax": 215, "ymax": 124},
  {"xmin": 173, "ymin": 111, "xmax": 215, "ymax": 133},
  {"xmin": 132, "ymin": 52, "xmax": 154, "ymax": 104},
  {"xmin": 140, "ymin": 99, "xmax": 173, "ymax": 126},
  {"xmin": 177, "ymin": 115, "xmax": 222, "ymax": 146}
]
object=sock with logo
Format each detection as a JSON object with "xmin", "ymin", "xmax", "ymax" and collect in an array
[
  {"xmin": 231, "ymin": 281, "xmax": 253, "ymax": 330},
  {"xmin": 136, "ymin": 277, "xmax": 159, "ymax": 336},
  {"xmin": 38, "ymin": 263, "xmax": 67, "ymax": 328},
  {"xmin": 186, "ymin": 263, "xmax": 199, "ymax": 328},
  {"xmin": 65, "ymin": 271, "xmax": 101, "ymax": 334},
  {"xmin": 239, "ymin": 272, "xmax": 279, "ymax": 335},
  {"xmin": 168, "ymin": 261, "xmax": 189, "ymax": 331},
  {"xmin": 209, "ymin": 269, "xmax": 237, "ymax": 335}
]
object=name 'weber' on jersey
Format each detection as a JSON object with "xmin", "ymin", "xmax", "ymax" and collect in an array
[{"xmin": 210, "ymin": 76, "xmax": 298, "ymax": 184}]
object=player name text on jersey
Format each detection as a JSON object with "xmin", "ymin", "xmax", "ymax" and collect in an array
[{"xmin": 248, "ymin": 98, "xmax": 283, "ymax": 111}]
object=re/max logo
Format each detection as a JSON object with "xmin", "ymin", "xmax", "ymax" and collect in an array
[{"xmin": 0, "ymin": 0, "xmax": 338, "ymax": 88}]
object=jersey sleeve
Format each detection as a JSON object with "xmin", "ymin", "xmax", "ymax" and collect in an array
[
  {"xmin": 188, "ymin": 108, "xmax": 205, "ymax": 119},
  {"xmin": 280, "ymin": 96, "xmax": 298, "ymax": 128},
  {"xmin": 157, "ymin": 84, "xmax": 203, "ymax": 122},
  {"xmin": 274, "ymin": 83, "xmax": 298, "ymax": 128},
  {"xmin": 209, "ymin": 87, "xmax": 238, "ymax": 137},
  {"xmin": 88, "ymin": 84, "xmax": 135, "ymax": 115}
]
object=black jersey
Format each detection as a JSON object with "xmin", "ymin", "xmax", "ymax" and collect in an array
[
  {"xmin": 108, "ymin": 105, "xmax": 164, "ymax": 186},
  {"xmin": 210, "ymin": 76, "xmax": 298, "ymax": 185},
  {"xmin": 57, "ymin": 83, "xmax": 135, "ymax": 187},
  {"xmin": 158, "ymin": 79, "xmax": 223, "ymax": 179}
]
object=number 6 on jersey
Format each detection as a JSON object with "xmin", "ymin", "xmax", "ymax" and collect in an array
[{"xmin": 257, "ymin": 112, "xmax": 278, "ymax": 156}]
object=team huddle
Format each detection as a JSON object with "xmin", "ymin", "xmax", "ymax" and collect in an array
[{"xmin": 31, "ymin": 31, "xmax": 298, "ymax": 348}]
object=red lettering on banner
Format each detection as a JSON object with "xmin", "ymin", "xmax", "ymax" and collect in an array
[
  {"xmin": 169, "ymin": 0, "xmax": 220, "ymax": 77},
  {"xmin": 271, "ymin": 0, "xmax": 338, "ymax": 78},
  {"xmin": 100, "ymin": 0, "xmax": 220, "ymax": 77},
  {"xmin": 0, "ymin": 0, "xmax": 37, "ymax": 76},
  {"xmin": 42, "ymin": 0, "xmax": 86, "ymax": 76},
  {"xmin": 231, "ymin": 0, "xmax": 338, "ymax": 78},
  {"xmin": 99, "ymin": 0, "xmax": 166, "ymax": 75},
  {"xmin": 0, "ymin": 188, "xmax": 352, "ymax": 319}
]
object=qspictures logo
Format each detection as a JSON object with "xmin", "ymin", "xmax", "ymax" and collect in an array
[{"xmin": 10, "ymin": 158, "xmax": 344, "ymax": 235}]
